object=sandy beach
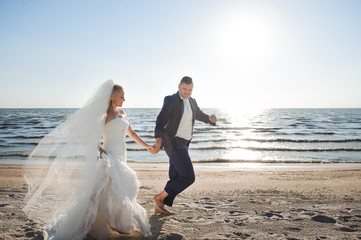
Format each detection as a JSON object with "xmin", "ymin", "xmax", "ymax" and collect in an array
[{"xmin": 0, "ymin": 164, "xmax": 360, "ymax": 240}]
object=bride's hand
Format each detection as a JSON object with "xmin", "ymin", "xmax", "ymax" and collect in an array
[
  {"xmin": 146, "ymin": 145, "xmax": 156, "ymax": 154},
  {"xmin": 98, "ymin": 147, "xmax": 107, "ymax": 158}
]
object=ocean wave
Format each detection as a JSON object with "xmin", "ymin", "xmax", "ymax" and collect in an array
[
  {"xmin": 192, "ymin": 138, "xmax": 361, "ymax": 143},
  {"xmin": 126, "ymin": 158, "xmax": 361, "ymax": 164},
  {"xmin": 242, "ymin": 138, "xmax": 361, "ymax": 143},
  {"xmin": 0, "ymin": 153, "xmax": 29, "ymax": 158},
  {"xmin": 27, "ymin": 120, "xmax": 42, "ymax": 124},
  {"xmin": 137, "ymin": 134, "xmax": 154, "ymax": 138},
  {"xmin": 314, "ymin": 132, "xmax": 334, "ymax": 135},
  {"xmin": 245, "ymin": 147, "xmax": 361, "ymax": 152},
  {"xmin": 194, "ymin": 127, "xmax": 282, "ymax": 133},
  {"xmin": 127, "ymin": 148, "xmax": 148, "ymax": 151},
  {"xmin": 4, "ymin": 135, "xmax": 44, "ymax": 139},
  {"xmin": 189, "ymin": 146, "xmax": 361, "ymax": 152},
  {"xmin": 51, "ymin": 115, "xmax": 66, "ymax": 119},
  {"xmin": 194, "ymin": 127, "xmax": 252, "ymax": 132},
  {"xmin": 20, "ymin": 142, "xmax": 39, "ymax": 145},
  {"xmin": 0, "ymin": 125, "xmax": 22, "ymax": 129},
  {"xmin": 191, "ymin": 139, "xmax": 231, "ymax": 143},
  {"xmin": 34, "ymin": 126, "xmax": 55, "ymax": 129},
  {"xmin": 191, "ymin": 159, "xmax": 361, "ymax": 164},
  {"xmin": 127, "ymin": 159, "xmax": 168, "ymax": 164},
  {"xmin": 251, "ymin": 127, "xmax": 281, "ymax": 132}
]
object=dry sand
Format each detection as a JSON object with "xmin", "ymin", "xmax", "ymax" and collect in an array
[{"xmin": 0, "ymin": 164, "xmax": 360, "ymax": 240}]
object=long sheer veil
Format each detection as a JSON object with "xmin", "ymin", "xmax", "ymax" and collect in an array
[{"xmin": 23, "ymin": 80, "xmax": 115, "ymax": 236}]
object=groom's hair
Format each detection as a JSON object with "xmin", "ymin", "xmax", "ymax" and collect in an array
[{"xmin": 180, "ymin": 76, "xmax": 193, "ymax": 85}]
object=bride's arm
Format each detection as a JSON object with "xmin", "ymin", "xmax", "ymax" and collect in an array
[
  {"xmin": 98, "ymin": 146, "xmax": 107, "ymax": 158},
  {"xmin": 126, "ymin": 125, "xmax": 155, "ymax": 154}
]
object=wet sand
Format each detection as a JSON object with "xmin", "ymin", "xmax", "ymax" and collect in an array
[{"xmin": 1, "ymin": 164, "xmax": 360, "ymax": 239}]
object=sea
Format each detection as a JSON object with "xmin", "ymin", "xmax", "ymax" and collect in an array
[{"xmin": 1, "ymin": 108, "xmax": 361, "ymax": 167}]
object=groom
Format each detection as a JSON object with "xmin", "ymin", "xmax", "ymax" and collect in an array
[{"xmin": 152, "ymin": 76, "xmax": 217, "ymax": 214}]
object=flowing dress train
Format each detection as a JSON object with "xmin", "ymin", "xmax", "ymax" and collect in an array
[{"xmin": 43, "ymin": 116, "xmax": 151, "ymax": 239}]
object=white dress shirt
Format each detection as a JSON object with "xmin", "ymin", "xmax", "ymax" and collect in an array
[{"xmin": 175, "ymin": 93, "xmax": 193, "ymax": 141}]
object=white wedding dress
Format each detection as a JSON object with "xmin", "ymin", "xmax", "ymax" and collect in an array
[{"xmin": 43, "ymin": 115, "xmax": 151, "ymax": 239}]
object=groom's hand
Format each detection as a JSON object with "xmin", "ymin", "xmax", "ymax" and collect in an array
[
  {"xmin": 152, "ymin": 143, "xmax": 161, "ymax": 154},
  {"xmin": 152, "ymin": 138, "xmax": 162, "ymax": 154},
  {"xmin": 209, "ymin": 114, "xmax": 217, "ymax": 124}
]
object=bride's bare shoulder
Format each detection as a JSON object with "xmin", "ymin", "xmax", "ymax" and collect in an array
[{"xmin": 117, "ymin": 109, "xmax": 127, "ymax": 119}]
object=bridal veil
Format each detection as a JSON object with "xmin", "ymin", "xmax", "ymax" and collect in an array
[{"xmin": 23, "ymin": 80, "xmax": 115, "ymax": 238}]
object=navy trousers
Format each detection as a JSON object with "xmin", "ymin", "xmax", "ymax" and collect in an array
[{"xmin": 163, "ymin": 137, "xmax": 195, "ymax": 207}]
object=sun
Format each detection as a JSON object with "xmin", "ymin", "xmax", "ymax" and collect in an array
[
  {"xmin": 212, "ymin": 3, "xmax": 279, "ymax": 68},
  {"xmin": 203, "ymin": 4, "xmax": 281, "ymax": 111},
  {"xmin": 218, "ymin": 14, "xmax": 275, "ymax": 64}
]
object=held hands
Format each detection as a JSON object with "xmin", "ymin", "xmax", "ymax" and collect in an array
[
  {"xmin": 146, "ymin": 144, "xmax": 160, "ymax": 155},
  {"xmin": 146, "ymin": 140, "xmax": 161, "ymax": 154},
  {"xmin": 152, "ymin": 138, "xmax": 162, "ymax": 154},
  {"xmin": 147, "ymin": 115, "xmax": 217, "ymax": 155},
  {"xmin": 152, "ymin": 142, "xmax": 161, "ymax": 154},
  {"xmin": 146, "ymin": 145, "xmax": 157, "ymax": 154},
  {"xmin": 209, "ymin": 114, "xmax": 217, "ymax": 124}
]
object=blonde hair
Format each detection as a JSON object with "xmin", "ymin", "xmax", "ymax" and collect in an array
[{"xmin": 107, "ymin": 84, "xmax": 124, "ymax": 112}]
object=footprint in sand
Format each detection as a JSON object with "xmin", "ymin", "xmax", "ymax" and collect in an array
[
  {"xmin": 338, "ymin": 226, "xmax": 357, "ymax": 232},
  {"xmin": 339, "ymin": 216, "xmax": 352, "ymax": 222},
  {"xmin": 311, "ymin": 215, "xmax": 336, "ymax": 224},
  {"xmin": 291, "ymin": 208, "xmax": 316, "ymax": 218},
  {"xmin": 285, "ymin": 227, "xmax": 302, "ymax": 232},
  {"xmin": 339, "ymin": 215, "xmax": 361, "ymax": 223},
  {"xmin": 203, "ymin": 206, "xmax": 216, "ymax": 210},
  {"xmin": 229, "ymin": 210, "xmax": 246, "ymax": 216},
  {"xmin": 233, "ymin": 219, "xmax": 246, "ymax": 226},
  {"xmin": 263, "ymin": 211, "xmax": 284, "ymax": 220},
  {"xmin": 164, "ymin": 233, "xmax": 184, "ymax": 240},
  {"xmin": 233, "ymin": 232, "xmax": 251, "ymax": 238},
  {"xmin": 223, "ymin": 232, "xmax": 251, "ymax": 238},
  {"xmin": 200, "ymin": 197, "xmax": 211, "ymax": 201}
]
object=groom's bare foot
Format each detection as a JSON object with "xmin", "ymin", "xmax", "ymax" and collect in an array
[
  {"xmin": 154, "ymin": 206, "xmax": 164, "ymax": 214},
  {"xmin": 153, "ymin": 191, "xmax": 174, "ymax": 214},
  {"xmin": 155, "ymin": 206, "xmax": 175, "ymax": 215},
  {"xmin": 153, "ymin": 195, "xmax": 175, "ymax": 215},
  {"xmin": 164, "ymin": 208, "xmax": 175, "ymax": 215},
  {"xmin": 153, "ymin": 195, "xmax": 164, "ymax": 207},
  {"xmin": 153, "ymin": 196, "xmax": 166, "ymax": 213}
]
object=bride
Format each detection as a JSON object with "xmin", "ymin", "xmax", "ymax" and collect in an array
[{"xmin": 23, "ymin": 80, "xmax": 152, "ymax": 239}]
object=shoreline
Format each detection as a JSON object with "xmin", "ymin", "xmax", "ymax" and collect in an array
[
  {"xmin": 2, "ymin": 159, "xmax": 361, "ymax": 168},
  {"xmin": 1, "ymin": 164, "xmax": 361, "ymax": 239}
]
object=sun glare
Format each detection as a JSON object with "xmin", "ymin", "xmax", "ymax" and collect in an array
[
  {"xmin": 206, "ymin": 4, "xmax": 281, "ymax": 111},
  {"xmin": 218, "ymin": 14, "xmax": 275, "ymax": 64},
  {"xmin": 212, "ymin": 3, "xmax": 279, "ymax": 68}
]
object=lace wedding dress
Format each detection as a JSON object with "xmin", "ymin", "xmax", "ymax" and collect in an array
[{"xmin": 23, "ymin": 80, "xmax": 151, "ymax": 240}]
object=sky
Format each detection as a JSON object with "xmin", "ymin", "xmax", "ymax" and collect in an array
[{"xmin": 1, "ymin": 0, "xmax": 361, "ymax": 109}]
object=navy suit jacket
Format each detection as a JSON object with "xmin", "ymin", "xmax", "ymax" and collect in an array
[{"xmin": 155, "ymin": 92, "xmax": 216, "ymax": 149}]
